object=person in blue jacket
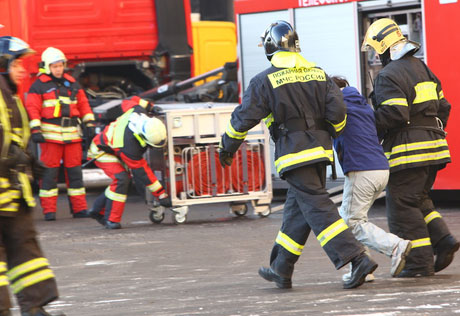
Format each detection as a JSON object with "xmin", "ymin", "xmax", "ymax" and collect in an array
[{"xmin": 332, "ymin": 76, "xmax": 412, "ymax": 280}]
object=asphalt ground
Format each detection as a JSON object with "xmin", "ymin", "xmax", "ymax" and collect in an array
[{"xmin": 8, "ymin": 189, "xmax": 460, "ymax": 315}]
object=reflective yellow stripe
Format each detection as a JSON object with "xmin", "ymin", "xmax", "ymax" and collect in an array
[
  {"xmin": 439, "ymin": 90, "xmax": 444, "ymax": 99},
  {"xmin": 225, "ymin": 122, "xmax": 247, "ymax": 140},
  {"xmin": 11, "ymin": 269, "xmax": 55, "ymax": 294},
  {"xmin": 268, "ymin": 67, "xmax": 326, "ymax": 89},
  {"xmin": 42, "ymin": 99, "xmax": 60, "ymax": 108},
  {"xmin": 139, "ymin": 99, "xmax": 149, "ymax": 108},
  {"xmin": 413, "ymin": 81, "xmax": 438, "ymax": 104},
  {"xmin": 68, "ymin": 187, "xmax": 86, "ymax": 196},
  {"xmin": 275, "ymin": 231, "xmax": 304, "ymax": 256},
  {"xmin": 18, "ymin": 172, "xmax": 36, "ymax": 207},
  {"xmin": 275, "ymin": 147, "xmax": 333, "ymax": 174},
  {"xmin": 387, "ymin": 139, "xmax": 448, "ymax": 156},
  {"xmin": 382, "ymin": 98, "xmax": 408, "ymax": 106},
  {"xmin": 263, "ymin": 113, "xmax": 274, "ymax": 128},
  {"xmin": 82, "ymin": 113, "xmax": 95, "ymax": 123},
  {"xmin": 388, "ymin": 150, "xmax": 450, "ymax": 168},
  {"xmin": 6, "ymin": 258, "xmax": 49, "ymax": 281},
  {"xmin": 1, "ymin": 202, "xmax": 20, "ymax": 212},
  {"xmin": 133, "ymin": 133, "xmax": 147, "ymax": 147},
  {"xmin": 327, "ymin": 114, "xmax": 347, "ymax": 133},
  {"xmin": 0, "ymin": 90, "xmax": 12, "ymax": 158},
  {"xmin": 411, "ymin": 238, "xmax": 431, "ymax": 249},
  {"xmin": 147, "ymin": 181, "xmax": 163, "ymax": 193},
  {"xmin": 0, "ymin": 190, "xmax": 20, "ymax": 204},
  {"xmin": 41, "ymin": 122, "xmax": 79, "ymax": 133},
  {"xmin": 424, "ymin": 211, "xmax": 442, "ymax": 225},
  {"xmin": 105, "ymin": 187, "xmax": 127, "ymax": 203},
  {"xmin": 29, "ymin": 119, "xmax": 41, "ymax": 129},
  {"xmin": 0, "ymin": 178, "xmax": 9, "ymax": 189},
  {"xmin": 0, "ymin": 275, "xmax": 8, "ymax": 287},
  {"xmin": 0, "ymin": 262, "xmax": 6, "ymax": 273},
  {"xmin": 39, "ymin": 188, "xmax": 59, "ymax": 198},
  {"xmin": 317, "ymin": 219, "xmax": 348, "ymax": 247}
]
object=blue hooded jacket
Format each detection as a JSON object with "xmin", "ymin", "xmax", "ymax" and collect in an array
[{"xmin": 333, "ymin": 86, "xmax": 389, "ymax": 174}]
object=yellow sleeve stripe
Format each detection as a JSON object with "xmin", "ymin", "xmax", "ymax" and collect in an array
[{"xmin": 382, "ymin": 98, "xmax": 408, "ymax": 106}]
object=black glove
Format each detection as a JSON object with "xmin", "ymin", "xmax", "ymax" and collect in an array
[
  {"xmin": 31, "ymin": 132, "xmax": 46, "ymax": 143},
  {"xmin": 7, "ymin": 144, "xmax": 30, "ymax": 167},
  {"xmin": 30, "ymin": 156, "xmax": 46, "ymax": 181},
  {"xmin": 97, "ymin": 144, "xmax": 115, "ymax": 155},
  {"xmin": 85, "ymin": 121, "xmax": 96, "ymax": 142},
  {"xmin": 218, "ymin": 149, "xmax": 234, "ymax": 168},
  {"xmin": 150, "ymin": 105, "xmax": 164, "ymax": 116},
  {"xmin": 159, "ymin": 195, "xmax": 172, "ymax": 208}
]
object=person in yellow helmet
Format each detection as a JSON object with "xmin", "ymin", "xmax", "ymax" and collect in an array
[
  {"xmin": 362, "ymin": 18, "xmax": 459, "ymax": 277},
  {"xmin": 0, "ymin": 36, "xmax": 64, "ymax": 316},
  {"xmin": 25, "ymin": 47, "xmax": 96, "ymax": 221}
]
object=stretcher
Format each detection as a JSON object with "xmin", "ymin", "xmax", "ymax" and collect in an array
[{"xmin": 144, "ymin": 102, "xmax": 273, "ymax": 224}]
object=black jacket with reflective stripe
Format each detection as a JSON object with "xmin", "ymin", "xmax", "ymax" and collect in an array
[
  {"xmin": 220, "ymin": 52, "xmax": 346, "ymax": 178},
  {"xmin": 373, "ymin": 55, "xmax": 451, "ymax": 172}
]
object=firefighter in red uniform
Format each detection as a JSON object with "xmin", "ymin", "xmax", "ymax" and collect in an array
[
  {"xmin": 25, "ymin": 47, "xmax": 96, "ymax": 221},
  {"xmin": 362, "ymin": 18, "xmax": 459, "ymax": 277},
  {"xmin": 219, "ymin": 21, "xmax": 377, "ymax": 289},
  {"xmin": 0, "ymin": 36, "xmax": 63, "ymax": 316},
  {"xmin": 87, "ymin": 98, "xmax": 171, "ymax": 229}
]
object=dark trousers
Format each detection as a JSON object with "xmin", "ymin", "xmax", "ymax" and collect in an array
[
  {"xmin": 0, "ymin": 202, "xmax": 58, "ymax": 312},
  {"xmin": 269, "ymin": 163, "xmax": 363, "ymax": 279},
  {"xmin": 386, "ymin": 165, "xmax": 451, "ymax": 271}
]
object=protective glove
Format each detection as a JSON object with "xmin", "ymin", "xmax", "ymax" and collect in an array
[
  {"xmin": 85, "ymin": 121, "xmax": 97, "ymax": 142},
  {"xmin": 7, "ymin": 144, "xmax": 30, "ymax": 167},
  {"xmin": 150, "ymin": 105, "xmax": 164, "ymax": 116},
  {"xmin": 97, "ymin": 144, "xmax": 115, "ymax": 155},
  {"xmin": 218, "ymin": 149, "xmax": 234, "ymax": 168},
  {"xmin": 31, "ymin": 132, "xmax": 46, "ymax": 143},
  {"xmin": 159, "ymin": 195, "xmax": 172, "ymax": 208},
  {"xmin": 30, "ymin": 156, "xmax": 46, "ymax": 181}
]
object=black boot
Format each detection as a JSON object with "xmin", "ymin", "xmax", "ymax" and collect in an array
[
  {"xmin": 343, "ymin": 253, "xmax": 378, "ymax": 289},
  {"xmin": 396, "ymin": 266, "xmax": 434, "ymax": 278},
  {"xmin": 72, "ymin": 210, "xmax": 90, "ymax": 218},
  {"xmin": 434, "ymin": 235, "xmax": 460, "ymax": 272},
  {"xmin": 258, "ymin": 267, "xmax": 292, "ymax": 289},
  {"xmin": 105, "ymin": 220, "xmax": 122, "ymax": 229},
  {"xmin": 44, "ymin": 213, "xmax": 56, "ymax": 221},
  {"xmin": 21, "ymin": 306, "xmax": 65, "ymax": 316},
  {"xmin": 88, "ymin": 208, "xmax": 106, "ymax": 226}
]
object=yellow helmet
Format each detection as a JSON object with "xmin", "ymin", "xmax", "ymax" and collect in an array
[
  {"xmin": 41, "ymin": 47, "xmax": 67, "ymax": 74},
  {"xmin": 361, "ymin": 18, "xmax": 406, "ymax": 55}
]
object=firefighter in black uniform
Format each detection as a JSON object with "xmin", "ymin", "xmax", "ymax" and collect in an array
[
  {"xmin": 219, "ymin": 21, "xmax": 377, "ymax": 289},
  {"xmin": 362, "ymin": 18, "xmax": 459, "ymax": 277},
  {"xmin": 0, "ymin": 36, "xmax": 63, "ymax": 316}
]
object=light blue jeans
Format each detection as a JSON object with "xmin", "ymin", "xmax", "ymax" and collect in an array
[{"xmin": 339, "ymin": 170, "xmax": 402, "ymax": 257}]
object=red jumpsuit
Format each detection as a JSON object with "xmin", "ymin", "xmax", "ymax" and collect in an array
[
  {"xmin": 87, "ymin": 100, "xmax": 166, "ymax": 224},
  {"xmin": 25, "ymin": 73, "xmax": 95, "ymax": 216}
]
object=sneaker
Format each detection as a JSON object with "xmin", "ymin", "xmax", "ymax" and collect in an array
[
  {"xmin": 72, "ymin": 210, "xmax": 90, "ymax": 218},
  {"xmin": 44, "ymin": 213, "xmax": 56, "ymax": 221},
  {"xmin": 343, "ymin": 253, "xmax": 378, "ymax": 289},
  {"xmin": 391, "ymin": 239, "xmax": 412, "ymax": 277},
  {"xmin": 258, "ymin": 267, "xmax": 292, "ymax": 289},
  {"xmin": 434, "ymin": 235, "xmax": 460, "ymax": 272},
  {"xmin": 342, "ymin": 268, "xmax": 375, "ymax": 283}
]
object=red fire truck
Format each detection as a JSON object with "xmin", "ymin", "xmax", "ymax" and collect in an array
[{"xmin": 234, "ymin": 0, "xmax": 460, "ymax": 192}]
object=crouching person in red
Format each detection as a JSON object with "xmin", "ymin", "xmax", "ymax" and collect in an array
[{"xmin": 87, "ymin": 98, "xmax": 171, "ymax": 229}]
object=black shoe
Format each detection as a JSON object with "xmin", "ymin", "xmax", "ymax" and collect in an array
[
  {"xmin": 21, "ymin": 306, "xmax": 66, "ymax": 316},
  {"xmin": 89, "ymin": 209, "xmax": 106, "ymax": 226},
  {"xmin": 343, "ymin": 253, "xmax": 378, "ymax": 289},
  {"xmin": 44, "ymin": 213, "xmax": 56, "ymax": 221},
  {"xmin": 105, "ymin": 220, "xmax": 122, "ymax": 229},
  {"xmin": 72, "ymin": 210, "xmax": 90, "ymax": 218},
  {"xmin": 396, "ymin": 266, "xmax": 435, "ymax": 278},
  {"xmin": 434, "ymin": 235, "xmax": 460, "ymax": 272},
  {"xmin": 258, "ymin": 267, "xmax": 292, "ymax": 289}
]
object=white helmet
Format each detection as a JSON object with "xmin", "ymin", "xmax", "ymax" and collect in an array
[
  {"xmin": 41, "ymin": 47, "xmax": 67, "ymax": 74},
  {"xmin": 128, "ymin": 113, "xmax": 167, "ymax": 148}
]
